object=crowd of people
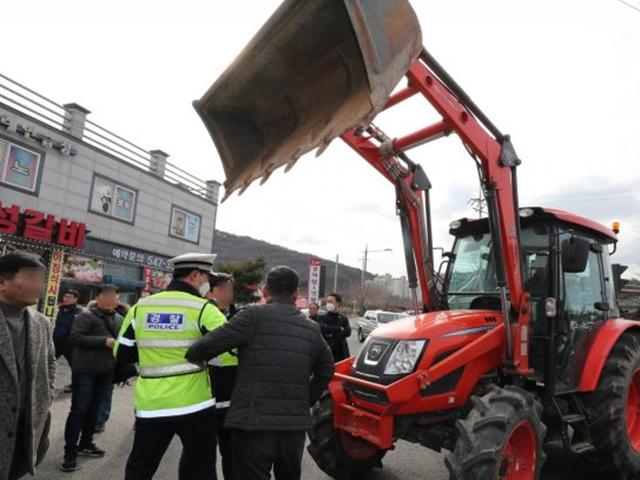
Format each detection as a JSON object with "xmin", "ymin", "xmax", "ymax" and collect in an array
[{"xmin": 0, "ymin": 250, "xmax": 355, "ymax": 480}]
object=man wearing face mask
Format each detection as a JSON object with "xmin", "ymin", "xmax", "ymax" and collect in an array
[
  {"xmin": 114, "ymin": 253, "xmax": 227, "ymax": 480},
  {"xmin": 318, "ymin": 293, "xmax": 351, "ymax": 362}
]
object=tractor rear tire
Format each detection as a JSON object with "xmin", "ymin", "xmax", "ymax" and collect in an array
[
  {"xmin": 307, "ymin": 392, "xmax": 386, "ymax": 479},
  {"xmin": 446, "ymin": 385, "xmax": 546, "ymax": 480},
  {"xmin": 581, "ymin": 332, "xmax": 640, "ymax": 480}
]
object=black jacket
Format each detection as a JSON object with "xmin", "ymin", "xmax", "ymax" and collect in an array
[
  {"xmin": 70, "ymin": 307, "xmax": 123, "ymax": 374},
  {"xmin": 53, "ymin": 304, "xmax": 84, "ymax": 344},
  {"xmin": 317, "ymin": 311, "xmax": 351, "ymax": 362},
  {"xmin": 186, "ymin": 297, "xmax": 334, "ymax": 431}
]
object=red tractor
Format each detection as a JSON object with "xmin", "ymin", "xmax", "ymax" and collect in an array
[{"xmin": 195, "ymin": 1, "xmax": 639, "ymax": 478}]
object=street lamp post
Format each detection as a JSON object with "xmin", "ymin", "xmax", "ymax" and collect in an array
[{"xmin": 360, "ymin": 244, "xmax": 393, "ymax": 289}]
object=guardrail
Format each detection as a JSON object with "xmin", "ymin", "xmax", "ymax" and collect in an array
[{"xmin": 0, "ymin": 72, "xmax": 215, "ymax": 201}]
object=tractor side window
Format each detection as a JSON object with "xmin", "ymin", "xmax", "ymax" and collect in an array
[
  {"xmin": 601, "ymin": 246, "xmax": 620, "ymax": 318},
  {"xmin": 524, "ymin": 253, "xmax": 550, "ymax": 298},
  {"xmin": 562, "ymin": 244, "xmax": 603, "ymax": 327},
  {"xmin": 557, "ymin": 235, "xmax": 607, "ymax": 389}
]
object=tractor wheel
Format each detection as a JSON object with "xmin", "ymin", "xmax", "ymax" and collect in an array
[
  {"xmin": 307, "ymin": 392, "xmax": 386, "ymax": 479},
  {"xmin": 357, "ymin": 328, "xmax": 366, "ymax": 343},
  {"xmin": 446, "ymin": 385, "xmax": 546, "ymax": 480},
  {"xmin": 581, "ymin": 332, "xmax": 640, "ymax": 479}
]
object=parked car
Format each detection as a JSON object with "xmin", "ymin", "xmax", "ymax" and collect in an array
[{"xmin": 357, "ymin": 310, "xmax": 407, "ymax": 342}]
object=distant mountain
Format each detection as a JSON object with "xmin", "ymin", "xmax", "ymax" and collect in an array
[{"xmin": 213, "ymin": 230, "xmax": 373, "ymax": 294}]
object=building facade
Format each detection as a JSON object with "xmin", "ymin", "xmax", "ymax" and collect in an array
[
  {"xmin": 367, "ymin": 274, "xmax": 412, "ymax": 299},
  {"xmin": 0, "ymin": 74, "xmax": 220, "ymax": 313}
]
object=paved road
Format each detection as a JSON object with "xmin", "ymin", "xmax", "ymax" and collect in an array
[{"xmin": 34, "ymin": 321, "xmax": 590, "ymax": 479}]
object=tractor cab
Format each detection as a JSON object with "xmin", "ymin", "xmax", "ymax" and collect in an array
[{"xmin": 444, "ymin": 207, "xmax": 619, "ymax": 392}]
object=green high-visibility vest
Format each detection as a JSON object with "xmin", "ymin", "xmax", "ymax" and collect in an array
[
  {"xmin": 115, "ymin": 290, "xmax": 227, "ymax": 419},
  {"xmin": 209, "ymin": 304, "xmax": 238, "ymax": 369}
]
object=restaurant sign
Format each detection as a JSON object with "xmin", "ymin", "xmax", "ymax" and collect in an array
[{"xmin": 0, "ymin": 202, "xmax": 86, "ymax": 248}]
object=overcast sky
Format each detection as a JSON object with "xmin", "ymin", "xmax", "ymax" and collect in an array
[{"xmin": 2, "ymin": 0, "xmax": 639, "ymax": 279}]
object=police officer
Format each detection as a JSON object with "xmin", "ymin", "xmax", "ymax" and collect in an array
[{"xmin": 114, "ymin": 253, "xmax": 227, "ymax": 480}]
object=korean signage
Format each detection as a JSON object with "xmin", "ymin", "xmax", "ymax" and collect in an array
[
  {"xmin": 111, "ymin": 247, "xmax": 172, "ymax": 271},
  {"xmin": 0, "ymin": 138, "xmax": 43, "ymax": 193},
  {"xmin": 44, "ymin": 248, "xmax": 64, "ymax": 318},
  {"xmin": 83, "ymin": 238, "xmax": 172, "ymax": 272},
  {"xmin": 143, "ymin": 267, "xmax": 153, "ymax": 294},
  {"xmin": 141, "ymin": 267, "xmax": 172, "ymax": 295},
  {"xmin": 308, "ymin": 257, "xmax": 322, "ymax": 305},
  {"xmin": 0, "ymin": 202, "xmax": 86, "ymax": 248},
  {"xmin": 89, "ymin": 174, "xmax": 137, "ymax": 224},
  {"xmin": 169, "ymin": 205, "xmax": 201, "ymax": 244}
]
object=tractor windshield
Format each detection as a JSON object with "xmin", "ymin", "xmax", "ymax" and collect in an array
[{"xmin": 447, "ymin": 232, "xmax": 498, "ymax": 309}]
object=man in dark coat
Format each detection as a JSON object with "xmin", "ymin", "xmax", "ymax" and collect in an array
[
  {"xmin": 53, "ymin": 289, "xmax": 83, "ymax": 366},
  {"xmin": 0, "ymin": 252, "xmax": 56, "ymax": 480},
  {"xmin": 205, "ymin": 272, "xmax": 238, "ymax": 480},
  {"xmin": 61, "ymin": 284, "xmax": 123, "ymax": 472},
  {"xmin": 318, "ymin": 293, "xmax": 351, "ymax": 362},
  {"xmin": 53, "ymin": 289, "xmax": 84, "ymax": 393},
  {"xmin": 186, "ymin": 266, "xmax": 334, "ymax": 480}
]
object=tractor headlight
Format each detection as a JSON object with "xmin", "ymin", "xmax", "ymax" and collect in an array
[{"xmin": 383, "ymin": 340, "xmax": 426, "ymax": 375}]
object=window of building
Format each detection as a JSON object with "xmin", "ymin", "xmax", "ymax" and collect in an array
[
  {"xmin": 169, "ymin": 205, "xmax": 201, "ymax": 244},
  {"xmin": 0, "ymin": 136, "xmax": 44, "ymax": 195},
  {"xmin": 88, "ymin": 173, "xmax": 138, "ymax": 224}
]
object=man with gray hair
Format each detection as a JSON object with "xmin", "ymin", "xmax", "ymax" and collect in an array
[
  {"xmin": 0, "ymin": 252, "xmax": 56, "ymax": 480},
  {"xmin": 187, "ymin": 266, "xmax": 334, "ymax": 480}
]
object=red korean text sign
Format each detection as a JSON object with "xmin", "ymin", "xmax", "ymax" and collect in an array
[{"xmin": 0, "ymin": 202, "xmax": 86, "ymax": 248}]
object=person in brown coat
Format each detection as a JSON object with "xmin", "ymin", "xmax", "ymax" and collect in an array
[{"xmin": 0, "ymin": 252, "xmax": 56, "ymax": 480}]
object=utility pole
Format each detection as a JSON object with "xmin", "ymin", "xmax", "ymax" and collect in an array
[
  {"xmin": 361, "ymin": 244, "xmax": 368, "ymax": 290},
  {"xmin": 468, "ymin": 185, "xmax": 486, "ymax": 218},
  {"xmin": 361, "ymin": 245, "xmax": 392, "ymax": 289},
  {"xmin": 333, "ymin": 254, "xmax": 339, "ymax": 292}
]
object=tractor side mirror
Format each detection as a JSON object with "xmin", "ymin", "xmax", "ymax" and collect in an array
[
  {"xmin": 594, "ymin": 301, "xmax": 610, "ymax": 312},
  {"xmin": 561, "ymin": 237, "xmax": 590, "ymax": 273}
]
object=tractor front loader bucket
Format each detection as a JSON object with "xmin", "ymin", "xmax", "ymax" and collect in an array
[{"xmin": 194, "ymin": 0, "xmax": 422, "ymax": 199}]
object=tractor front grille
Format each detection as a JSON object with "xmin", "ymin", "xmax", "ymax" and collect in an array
[{"xmin": 353, "ymin": 338, "xmax": 398, "ymax": 382}]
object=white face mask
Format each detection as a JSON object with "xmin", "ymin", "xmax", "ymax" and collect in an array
[
  {"xmin": 198, "ymin": 281, "xmax": 211, "ymax": 298},
  {"xmin": 326, "ymin": 302, "xmax": 336, "ymax": 313}
]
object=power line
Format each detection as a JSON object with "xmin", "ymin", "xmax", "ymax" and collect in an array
[{"xmin": 614, "ymin": 0, "xmax": 640, "ymax": 14}]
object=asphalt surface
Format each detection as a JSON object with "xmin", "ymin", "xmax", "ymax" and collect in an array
[{"xmin": 35, "ymin": 322, "xmax": 591, "ymax": 479}]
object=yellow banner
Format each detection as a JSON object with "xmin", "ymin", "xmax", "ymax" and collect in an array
[{"xmin": 44, "ymin": 248, "xmax": 64, "ymax": 318}]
